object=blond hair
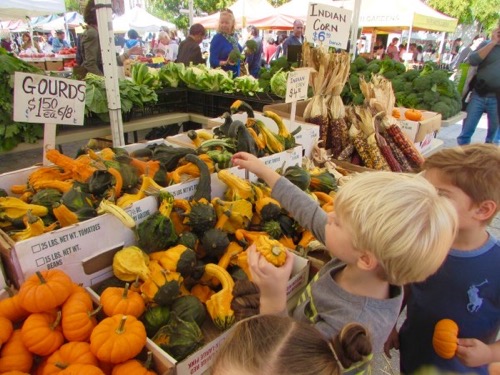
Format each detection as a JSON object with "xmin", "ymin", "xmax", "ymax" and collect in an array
[
  {"xmin": 335, "ymin": 171, "xmax": 458, "ymax": 285},
  {"xmin": 211, "ymin": 315, "xmax": 372, "ymax": 375},
  {"xmin": 423, "ymin": 144, "xmax": 500, "ymax": 223},
  {"xmin": 217, "ymin": 9, "xmax": 236, "ymax": 34}
]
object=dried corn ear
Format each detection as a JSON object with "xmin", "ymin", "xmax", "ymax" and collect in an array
[
  {"xmin": 337, "ymin": 144, "xmax": 354, "ymax": 161},
  {"xmin": 349, "ymin": 125, "xmax": 373, "ymax": 169},
  {"xmin": 382, "ymin": 133, "xmax": 413, "ymax": 172},
  {"xmin": 385, "ymin": 124, "xmax": 424, "ymax": 168},
  {"xmin": 376, "ymin": 133, "xmax": 402, "ymax": 172},
  {"xmin": 367, "ymin": 133, "xmax": 391, "ymax": 170}
]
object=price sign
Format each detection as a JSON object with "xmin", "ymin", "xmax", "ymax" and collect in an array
[
  {"xmin": 305, "ymin": 3, "xmax": 352, "ymax": 50},
  {"xmin": 286, "ymin": 69, "xmax": 310, "ymax": 104},
  {"xmin": 13, "ymin": 72, "xmax": 86, "ymax": 126},
  {"xmin": 151, "ymin": 56, "xmax": 164, "ymax": 64}
]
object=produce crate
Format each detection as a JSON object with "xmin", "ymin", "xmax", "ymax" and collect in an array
[
  {"xmin": 397, "ymin": 108, "xmax": 442, "ymax": 155},
  {"xmin": 149, "ymin": 87, "xmax": 188, "ymax": 115},
  {"xmin": 186, "ymin": 89, "xmax": 217, "ymax": 117}
]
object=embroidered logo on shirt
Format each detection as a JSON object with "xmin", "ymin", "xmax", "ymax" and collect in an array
[{"xmin": 467, "ymin": 279, "xmax": 488, "ymax": 313}]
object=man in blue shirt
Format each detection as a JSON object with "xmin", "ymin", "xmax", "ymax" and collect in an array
[
  {"xmin": 52, "ymin": 30, "xmax": 71, "ymax": 53},
  {"xmin": 282, "ymin": 20, "xmax": 304, "ymax": 57}
]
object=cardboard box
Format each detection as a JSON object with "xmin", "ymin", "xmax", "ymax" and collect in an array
[
  {"xmin": 247, "ymin": 145, "xmax": 303, "ymax": 182},
  {"xmin": 0, "ymin": 258, "xmax": 7, "ymax": 290},
  {"xmin": 398, "ymin": 108, "xmax": 442, "ymax": 143},
  {"xmin": 148, "ymin": 255, "xmax": 310, "ymax": 375},
  {"xmin": 262, "ymin": 100, "xmax": 309, "ymax": 123},
  {"xmin": 45, "ymin": 59, "xmax": 64, "ymax": 71}
]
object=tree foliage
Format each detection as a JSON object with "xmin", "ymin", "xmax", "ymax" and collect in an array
[{"xmin": 427, "ymin": 0, "xmax": 500, "ymax": 32}]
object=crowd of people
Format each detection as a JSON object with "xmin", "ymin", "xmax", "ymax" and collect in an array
[{"xmin": 0, "ymin": 30, "xmax": 74, "ymax": 54}]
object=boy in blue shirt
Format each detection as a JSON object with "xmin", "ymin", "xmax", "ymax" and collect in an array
[{"xmin": 387, "ymin": 144, "xmax": 500, "ymax": 374}]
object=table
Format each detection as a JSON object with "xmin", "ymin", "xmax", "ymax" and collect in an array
[{"xmin": 441, "ymin": 111, "xmax": 467, "ymax": 127}]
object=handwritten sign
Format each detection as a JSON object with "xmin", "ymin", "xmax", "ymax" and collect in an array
[
  {"xmin": 13, "ymin": 72, "xmax": 86, "ymax": 126},
  {"xmin": 305, "ymin": 3, "xmax": 352, "ymax": 50},
  {"xmin": 286, "ymin": 69, "xmax": 310, "ymax": 103}
]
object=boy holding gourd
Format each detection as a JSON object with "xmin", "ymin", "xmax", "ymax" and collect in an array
[
  {"xmin": 386, "ymin": 144, "xmax": 500, "ymax": 374},
  {"xmin": 231, "ymin": 152, "xmax": 458, "ymax": 354}
]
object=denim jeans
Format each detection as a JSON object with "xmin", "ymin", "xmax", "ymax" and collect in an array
[{"xmin": 457, "ymin": 91, "xmax": 499, "ymax": 145}]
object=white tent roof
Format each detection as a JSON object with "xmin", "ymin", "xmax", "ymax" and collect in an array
[
  {"xmin": 41, "ymin": 12, "xmax": 84, "ymax": 31},
  {"xmin": 0, "ymin": 0, "xmax": 65, "ymax": 20},
  {"xmin": 112, "ymin": 6, "xmax": 175, "ymax": 34},
  {"xmin": 194, "ymin": 0, "xmax": 275, "ymax": 29}
]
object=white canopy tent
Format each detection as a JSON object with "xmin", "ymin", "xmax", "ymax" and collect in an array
[
  {"xmin": 0, "ymin": 0, "xmax": 65, "ymax": 20},
  {"xmin": 112, "ymin": 6, "xmax": 176, "ymax": 34},
  {"xmin": 41, "ymin": 12, "xmax": 84, "ymax": 31},
  {"xmin": 194, "ymin": 0, "xmax": 275, "ymax": 29}
]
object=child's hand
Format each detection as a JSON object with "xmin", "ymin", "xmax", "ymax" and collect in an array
[
  {"xmin": 456, "ymin": 338, "xmax": 493, "ymax": 367},
  {"xmin": 247, "ymin": 244, "xmax": 295, "ymax": 315},
  {"xmin": 383, "ymin": 326, "xmax": 400, "ymax": 358},
  {"xmin": 232, "ymin": 152, "xmax": 281, "ymax": 189}
]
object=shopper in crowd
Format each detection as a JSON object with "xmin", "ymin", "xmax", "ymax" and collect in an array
[
  {"xmin": 450, "ymin": 35, "xmax": 485, "ymax": 70},
  {"xmin": 457, "ymin": 26, "xmax": 500, "ymax": 145},
  {"xmin": 385, "ymin": 144, "xmax": 500, "ymax": 374},
  {"xmin": 51, "ymin": 30, "xmax": 71, "ymax": 53},
  {"xmin": 386, "ymin": 37, "xmax": 399, "ymax": 61},
  {"xmin": 245, "ymin": 25, "xmax": 263, "ymax": 78},
  {"xmin": 212, "ymin": 315, "xmax": 373, "ymax": 375},
  {"xmin": 413, "ymin": 45, "xmax": 424, "ymax": 64},
  {"xmin": 209, "ymin": 8, "xmax": 242, "ymax": 77},
  {"xmin": 282, "ymin": 19, "xmax": 304, "ymax": 57},
  {"xmin": 270, "ymin": 33, "xmax": 286, "ymax": 61},
  {"xmin": 1, "ymin": 33, "xmax": 13, "ymax": 52},
  {"xmin": 398, "ymin": 43, "xmax": 407, "ymax": 62},
  {"xmin": 20, "ymin": 32, "xmax": 41, "ymax": 53},
  {"xmin": 176, "ymin": 23, "xmax": 206, "ymax": 66},
  {"xmin": 231, "ymin": 152, "xmax": 458, "ymax": 353},
  {"xmin": 124, "ymin": 29, "xmax": 143, "ymax": 55},
  {"xmin": 451, "ymin": 37, "xmax": 462, "ymax": 58},
  {"xmin": 265, "ymin": 36, "xmax": 277, "ymax": 65}
]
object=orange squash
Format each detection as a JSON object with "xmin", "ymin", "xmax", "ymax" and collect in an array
[
  {"xmin": 21, "ymin": 310, "xmax": 64, "ymax": 356},
  {"xmin": 18, "ymin": 270, "xmax": 72, "ymax": 313},
  {"xmin": 90, "ymin": 315, "xmax": 147, "ymax": 364},
  {"xmin": 0, "ymin": 315, "xmax": 14, "ymax": 346},
  {"xmin": 392, "ymin": 108, "xmax": 401, "ymax": 119},
  {"xmin": 111, "ymin": 352, "xmax": 158, "ymax": 375},
  {"xmin": 100, "ymin": 284, "xmax": 145, "ymax": 318},
  {"xmin": 0, "ymin": 330, "xmax": 34, "ymax": 373},
  {"xmin": 58, "ymin": 364, "xmax": 105, "ymax": 375},
  {"xmin": 0, "ymin": 289, "xmax": 30, "ymax": 322},
  {"xmin": 42, "ymin": 342, "xmax": 98, "ymax": 375},
  {"xmin": 0, "ymin": 371, "xmax": 31, "ymax": 375},
  {"xmin": 61, "ymin": 286, "xmax": 100, "ymax": 342},
  {"xmin": 433, "ymin": 318, "xmax": 459, "ymax": 359},
  {"xmin": 404, "ymin": 108, "xmax": 423, "ymax": 121}
]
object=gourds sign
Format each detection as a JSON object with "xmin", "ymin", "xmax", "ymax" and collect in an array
[
  {"xmin": 306, "ymin": 3, "xmax": 353, "ymax": 50},
  {"xmin": 13, "ymin": 72, "xmax": 86, "ymax": 126}
]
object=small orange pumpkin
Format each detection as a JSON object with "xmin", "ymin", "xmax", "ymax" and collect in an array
[
  {"xmin": 61, "ymin": 286, "xmax": 100, "ymax": 342},
  {"xmin": 90, "ymin": 315, "xmax": 147, "ymax": 364},
  {"xmin": 58, "ymin": 364, "xmax": 105, "ymax": 375},
  {"xmin": 0, "ymin": 289, "xmax": 30, "ymax": 322},
  {"xmin": 100, "ymin": 283, "xmax": 145, "ymax": 318},
  {"xmin": 21, "ymin": 310, "xmax": 65, "ymax": 356},
  {"xmin": 0, "ymin": 330, "xmax": 34, "ymax": 373},
  {"xmin": 18, "ymin": 270, "xmax": 73, "ymax": 313},
  {"xmin": 392, "ymin": 108, "xmax": 401, "ymax": 119},
  {"xmin": 0, "ymin": 371, "xmax": 31, "ymax": 375},
  {"xmin": 404, "ymin": 108, "xmax": 423, "ymax": 121},
  {"xmin": 0, "ymin": 315, "xmax": 14, "ymax": 346},
  {"xmin": 433, "ymin": 318, "xmax": 459, "ymax": 359},
  {"xmin": 111, "ymin": 351, "xmax": 158, "ymax": 375},
  {"xmin": 42, "ymin": 342, "xmax": 98, "ymax": 375}
]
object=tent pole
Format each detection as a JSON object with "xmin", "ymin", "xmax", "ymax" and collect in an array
[
  {"xmin": 350, "ymin": 0, "xmax": 362, "ymax": 61},
  {"xmin": 438, "ymin": 31, "xmax": 446, "ymax": 63},
  {"xmin": 95, "ymin": 0, "xmax": 125, "ymax": 147},
  {"xmin": 406, "ymin": 23, "xmax": 413, "ymax": 63}
]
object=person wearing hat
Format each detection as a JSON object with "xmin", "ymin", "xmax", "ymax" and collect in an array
[{"xmin": 52, "ymin": 30, "xmax": 71, "ymax": 53}]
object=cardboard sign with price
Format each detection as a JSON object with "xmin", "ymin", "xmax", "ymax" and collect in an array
[
  {"xmin": 13, "ymin": 72, "xmax": 86, "ymax": 164},
  {"xmin": 285, "ymin": 68, "xmax": 311, "ymax": 131},
  {"xmin": 305, "ymin": 3, "xmax": 352, "ymax": 50}
]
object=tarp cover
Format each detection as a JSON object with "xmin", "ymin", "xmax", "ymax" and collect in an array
[
  {"xmin": 0, "ymin": 0, "xmax": 65, "ymax": 20},
  {"xmin": 112, "ymin": 6, "xmax": 175, "ymax": 33},
  {"xmin": 194, "ymin": 0, "xmax": 275, "ymax": 29}
]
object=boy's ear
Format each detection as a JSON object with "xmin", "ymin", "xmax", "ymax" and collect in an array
[
  {"xmin": 357, "ymin": 251, "xmax": 378, "ymax": 271},
  {"xmin": 474, "ymin": 200, "xmax": 497, "ymax": 221}
]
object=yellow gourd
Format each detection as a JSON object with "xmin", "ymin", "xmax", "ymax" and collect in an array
[
  {"xmin": 9, "ymin": 211, "xmax": 57, "ymax": 242},
  {"xmin": 203, "ymin": 264, "xmax": 235, "ymax": 330},
  {"xmin": 253, "ymin": 235, "xmax": 287, "ymax": 267},
  {"xmin": 113, "ymin": 246, "xmax": 150, "ymax": 282},
  {"xmin": 0, "ymin": 197, "xmax": 48, "ymax": 219}
]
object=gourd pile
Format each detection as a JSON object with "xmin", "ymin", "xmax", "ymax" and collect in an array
[
  {"xmin": 0, "ymin": 101, "xmax": 299, "ymax": 242},
  {"xmin": 0, "ymin": 269, "xmax": 157, "ymax": 374}
]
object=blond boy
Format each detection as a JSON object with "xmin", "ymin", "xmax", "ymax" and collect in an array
[
  {"xmin": 232, "ymin": 152, "xmax": 458, "ymax": 353},
  {"xmin": 393, "ymin": 144, "xmax": 500, "ymax": 374}
]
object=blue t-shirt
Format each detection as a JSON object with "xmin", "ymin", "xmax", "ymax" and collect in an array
[
  {"xmin": 399, "ymin": 235, "xmax": 500, "ymax": 374},
  {"xmin": 52, "ymin": 38, "xmax": 70, "ymax": 53},
  {"xmin": 209, "ymin": 33, "xmax": 241, "ymax": 77}
]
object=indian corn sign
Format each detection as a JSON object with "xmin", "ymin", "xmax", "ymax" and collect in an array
[{"xmin": 306, "ymin": 2, "xmax": 352, "ymax": 50}]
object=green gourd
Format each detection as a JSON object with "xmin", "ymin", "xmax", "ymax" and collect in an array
[{"xmin": 170, "ymin": 295, "xmax": 206, "ymax": 327}]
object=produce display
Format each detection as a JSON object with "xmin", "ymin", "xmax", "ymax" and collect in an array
[{"xmin": 344, "ymin": 57, "xmax": 462, "ymax": 120}]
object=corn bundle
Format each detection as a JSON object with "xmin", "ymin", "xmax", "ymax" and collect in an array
[
  {"xmin": 382, "ymin": 116, "xmax": 425, "ymax": 169},
  {"xmin": 302, "ymin": 45, "xmax": 350, "ymax": 157}
]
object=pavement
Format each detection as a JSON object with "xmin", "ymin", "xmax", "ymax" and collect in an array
[{"xmin": 0, "ymin": 113, "xmax": 498, "ymax": 374}]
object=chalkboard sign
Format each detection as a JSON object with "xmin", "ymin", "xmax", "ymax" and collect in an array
[{"xmin": 13, "ymin": 72, "xmax": 86, "ymax": 126}]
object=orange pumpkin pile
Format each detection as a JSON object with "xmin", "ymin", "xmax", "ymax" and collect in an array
[{"xmin": 0, "ymin": 269, "xmax": 156, "ymax": 375}]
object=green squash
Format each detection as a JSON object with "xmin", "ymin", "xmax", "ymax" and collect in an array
[
  {"xmin": 153, "ymin": 314, "xmax": 204, "ymax": 361},
  {"xmin": 177, "ymin": 232, "xmax": 198, "ymax": 250},
  {"xmin": 61, "ymin": 185, "xmax": 94, "ymax": 211},
  {"xmin": 30, "ymin": 188, "xmax": 63, "ymax": 211},
  {"xmin": 262, "ymin": 220, "xmax": 282, "ymax": 239},
  {"xmin": 142, "ymin": 305, "xmax": 170, "ymax": 337},
  {"xmin": 201, "ymin": 228, "xmax": 230, "ymax": 259},
  {"xmin": 171, "ymin": 295, "xmax": 206, "ymax": 327},
  {"xmin": 283, "ymin": 165, "xmax": 311, "ymax": 191},
  {"xmin": 88, "ymin": 170, "xmax": 113, "ymax": 195}
]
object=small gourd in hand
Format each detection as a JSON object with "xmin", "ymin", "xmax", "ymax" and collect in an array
[
  {"xmin": 404, "ymin": 108, "xmax": 423, "ymax": 121},
  {"xmin": 433, "ymin": 318, "xmax": 459, "ymax": 359}
]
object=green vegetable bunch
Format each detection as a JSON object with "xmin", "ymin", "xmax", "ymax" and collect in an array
[
  {"xmin": 269, "ymin": 69, "xmax": 289, "ymax": 98},
  {"xmin": 233, "ymin": 75, "xmax": 263, "ymax": 96},
  {"xmin": 159, "ymin": 62, "xmax": 185, "ymax": 88},
  {"xmin": 258, "ymin": 56, "xmax": 294, "ymax": 93}
]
